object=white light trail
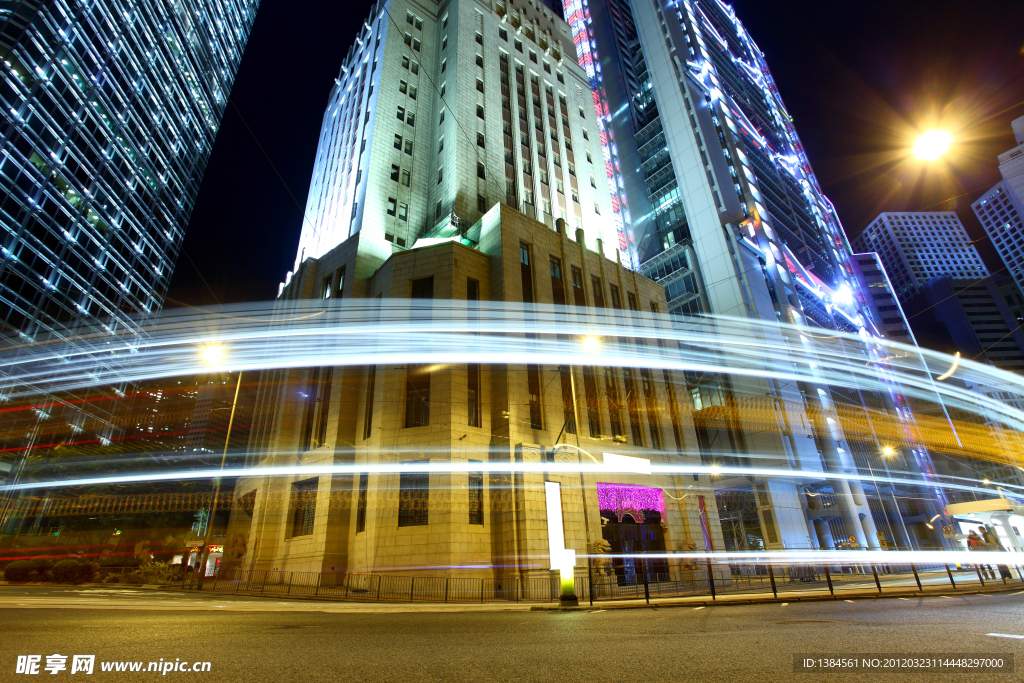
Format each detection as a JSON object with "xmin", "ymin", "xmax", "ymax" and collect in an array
[
  {"xmin": 2, "ymin": 300, "xmax": 1022, "ymax": 434},
  {"xmin": 2, "ymin": 459, "xmax": 1020, "ymax": 498}
]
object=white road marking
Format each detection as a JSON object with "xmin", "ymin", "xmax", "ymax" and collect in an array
[
  {"xmin": 781, "ymin": 603, "xmax": 788, "ymax": 606},
  {"xmin": 591, "ymin": 610, "xmax": 606, "ymax": 613},
  {"xmin": 693, "ymin": 606, "xmax": 705, "ymax": 610},
  {"xmin": 986, "ymin": 633, "xmax": 1024, "ymax": 640},
  {"xmin": 844, "ymin": 600, "xmax": 854, "ymax": 603},
  {"xmin": 1012, "ymin": 590, "xmax": 1024, "ymax": 596},
  {"xmin": 941, "ymin": 595, "xmax": 951, "ymax": 598},
  {"xmin": 898, "ymin": 598, "xmax": 909, "ymax": 600}
]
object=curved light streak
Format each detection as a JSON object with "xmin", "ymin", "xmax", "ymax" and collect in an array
[
  {"xmin": 936, "ymin": 351, "xmax": 960, "ymax": 381},
  {"xmin": 2, "ymin": 300, "xmax": 1022, "ymax": 432},
  {"xmin": 592, "ymin": 549, "xmax": 1023, "ymax": 565},
  {"xmin": 3, "ymin": 460, "xmax": 1020, "ymax": 499}
]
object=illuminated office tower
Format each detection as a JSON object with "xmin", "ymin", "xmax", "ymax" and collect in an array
[
  {"xmin": 973, "ymin": 117, "xmax": 1024, "ymax": 302},
  {"xmin": 289, "ymin": 0, "xmax": 614, "ymax": 282},
  {"xmin": 554, "ymin": 0, "xmax": 958, "ymax": 550},
  {"xmin": 852, "ymin": 212, "xmax": 989, "ymax": 301},
  {"xmin": 560, "ymin": 0, "xmax": 863, "ymax": 326},
  {"xmin": 0, "ymin": 0, "xmax": 259, "ymax": 342}
]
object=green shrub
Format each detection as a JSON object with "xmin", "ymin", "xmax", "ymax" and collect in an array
[
  {"xmin": 123, "ymin": 562, "xmax": 176, "ymax": 586},
  {"xmin": 51, "ymin": 560, "xmax": 97, "ymax": 584},
  {"xmin": 3, "ymin": 560, "xmax": 34, "ymax": 582},
  {"xmin": 97, "ymin": 555, "xmax": 143, "ymax": 568}
]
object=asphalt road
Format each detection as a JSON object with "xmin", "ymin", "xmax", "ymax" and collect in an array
[{"xmin": 1, "ymin": 587, "xmax": 1023, "ymax": 682}]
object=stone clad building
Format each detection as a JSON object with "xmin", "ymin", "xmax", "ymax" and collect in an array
[{"xmin": 228, "ymin": 204, "xmax": 724, "ymax": 585}]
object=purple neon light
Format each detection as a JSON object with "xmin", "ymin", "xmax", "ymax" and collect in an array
[{"xmin": 597, "ymin": 482, "xmax": 666, "ymax": 515}]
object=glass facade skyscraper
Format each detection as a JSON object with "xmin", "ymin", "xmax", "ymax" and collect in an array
[
  {"xmin": 0, "ymin": 0, "xmax": 259, "ymax": 343},
  {"xmin": 557, "ymin": 0, "xmax": 953, "ymax": 550},
  {"xmin": 562, "ymin": 0, "xmax": 861, "ymax": 329}
]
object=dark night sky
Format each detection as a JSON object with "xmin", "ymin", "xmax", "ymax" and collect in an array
[{"xmin": 166, "ymin": 0, "xmax": 1024, "ymax": 308}]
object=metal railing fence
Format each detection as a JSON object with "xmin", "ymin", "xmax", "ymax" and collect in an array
[{"xmin": 183, "ymin": 559, "xmax": 1024, "ymax": 604}]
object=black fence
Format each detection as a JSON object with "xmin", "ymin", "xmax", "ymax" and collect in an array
[{"xmin": 184, "ymin": 560, "xmax": 1024, "ymax": 604}]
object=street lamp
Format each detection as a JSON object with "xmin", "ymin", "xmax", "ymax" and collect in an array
[
  {"xmin": 200, "ymin": 345, "xmax": 224, "ymax": 367},
  {"xmin": 195, "ymin": 344, "xmax": 243, "ymax": 589},
  {"xmin": 549, "ymin": 334, "xmax": 603, "ymax": 606},
  {"xmin": 912, "ymin": 129, "xmax": 953, "ymax": 161}
]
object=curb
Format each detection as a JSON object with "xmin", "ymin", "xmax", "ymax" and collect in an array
[{"xmin": 528, "ymin": 586, "xmax": 1021, "ymax": 611}]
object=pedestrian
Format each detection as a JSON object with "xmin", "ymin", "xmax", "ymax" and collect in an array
[
  {"xmin": 966, "ymin": 530, "xmax": 987, "ymax": 578},
  {"xmin": 977, "ymin": 527, "xmax": 997, "ymax": 580},
  {"xmin": 981, "ymin": 526, "xmax": 1011, "ymax": 580}
]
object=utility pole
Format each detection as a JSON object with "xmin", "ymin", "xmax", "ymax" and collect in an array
[{"xmin": 196, "ymin": 371, "xmax": 243, "ymax": 589}]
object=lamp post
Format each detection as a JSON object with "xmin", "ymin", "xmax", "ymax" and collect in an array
[
  {"xmin": 879, "ymin": 448, "xmax": 914, "ymax": 550},
  {"xmin": 573, "ymin": 335, "xmax": 602, "ymax": 602},
  {"xmin": 548, "ymin": 336, "xmax": 602, "ymax": 606},
  {"xmin": 195, "ymin": 345, "xmax": 242, "ymax": 590}
]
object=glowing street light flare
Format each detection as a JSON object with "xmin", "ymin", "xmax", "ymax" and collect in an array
[
  {"xmin": 882, "ymin": 447, "xmax": 895, "ymax": 457},
  {"xmin": 200, "ymin": 344, "xmax": 224, "ymax": 366},
  {"xmin": 913, "ymin": 129, "xmax": 953, "ymax": 161},
  {"xmin": 582, "ymin": 335, "xmax": 600, "ymax": 352}
]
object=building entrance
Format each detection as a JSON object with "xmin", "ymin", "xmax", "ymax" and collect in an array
[{"xmin": 600, "ymin": 511, "xmax": 668, "ymax": 583}]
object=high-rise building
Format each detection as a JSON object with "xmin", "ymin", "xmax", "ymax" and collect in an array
[
  {"xmin": 907, "ymin": 276, "xmax": 1024, "ymax": 375},
  {"xmin": 552, "ymin": 0, "xmax": 958, "ymax": 549},
  {"xmin": 235, "ymin": 0, "xmax": 736, "ymax": 582},
  {"xmin": 998, "ymin": 117, "xmax": 1024, "ymax": 203},
  {"xmin": 0, "ymin": 0, "xmax": 260, "ymax": 343},
  {"xmin": 289, "ymin": 0, "xmax": 614, "ymax": 282},
  {"xmin": 852, "ymin": 212, "xmax": 989, "ymax": 301},
  {"xmin": 972, "ymin": 117, "xmax": 1024, "ymax": 302},
  {"xmin": 562, "ymin": 0, "xmax": 866, "ymax": 332}
]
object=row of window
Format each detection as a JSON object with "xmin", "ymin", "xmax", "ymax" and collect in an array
[
  {"xmin": 396, "ymin": 106, "xmax": 416, "ymax": 127},
  {"xmin": 289, "ymin": 464, "xmax": 484, "ymax": 537},
  {"xmin": 517, "ymin": 242, "xmax": 677, "ymax": 446},
  {"xmin": 386, "ymin": 197, "xmax": 409, "ymax": 221}
]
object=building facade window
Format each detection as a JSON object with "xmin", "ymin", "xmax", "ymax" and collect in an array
[
  {"xmin": 405, "ymin": 276, "xmax": 434, "ymax": 427},
  {"xmin": 290, "ymin": 478, "xmax": 319, "ymax": 537},
  {"xmin": 570, "ymin": 266, "xmax": 586, "ymax": 306},
  {"xmin": 468, "ymin": 463, "xmax": 484, "ymax": 525},
  {"xmin": 560, "ymin": 366, "xmax": 576, "ymax": 435},
  {"xmin": 583, "ymin": 367, "xmax": 602, "ymax": 437},
  {"xmin": 405, "ymin": 366, "xmax": 430, "ymax": 427},
  {"xmin": 398, "ymin": 465, "xmax": 429, "ymax": 527},
  {"xmin": 468, "ymin": 277, "xmax": 481, "ymax": 428},
  {"xmin": 356, "ymin": 473, "xmax": 369, "ymax": 533}
]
